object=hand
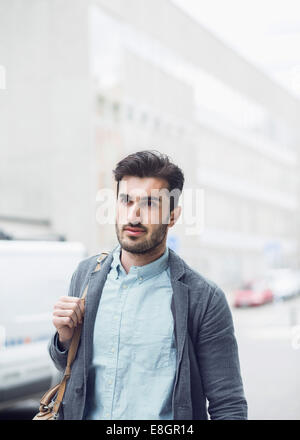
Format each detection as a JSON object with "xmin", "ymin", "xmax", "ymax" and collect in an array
[{"xmin": 52, "ymin": 296, "xmax": 85, "ymax": 344}]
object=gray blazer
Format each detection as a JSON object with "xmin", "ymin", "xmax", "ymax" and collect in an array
[{"xmin": 49, "ymin": 247, "xmax": 248, "ymax": 420}]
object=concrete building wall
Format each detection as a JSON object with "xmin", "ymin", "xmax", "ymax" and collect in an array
[{"xmin": 0, "ymin": 0, "xmax": 99, "ymax": 251}]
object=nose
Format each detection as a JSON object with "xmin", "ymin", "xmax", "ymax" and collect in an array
[{"xmin": 127, "ymin": 202, "xmax": 141, "ymax": 225}]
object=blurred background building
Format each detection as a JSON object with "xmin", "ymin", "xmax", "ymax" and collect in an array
[{"xmin": 1, "ymin": 0, "xmax": 300, "ymax": 290}]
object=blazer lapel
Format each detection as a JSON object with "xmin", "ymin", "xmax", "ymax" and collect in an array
[{"xmin": 169, "ymin": 250, "xmax": 189, "ymax": 365}]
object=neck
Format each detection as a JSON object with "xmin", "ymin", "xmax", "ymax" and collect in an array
[{"xmin": 120, "ymin": 240, "xmax": 167, "ymax": 274}]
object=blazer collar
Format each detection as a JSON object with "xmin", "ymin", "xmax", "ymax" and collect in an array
[{"xmin": 168, "ymin": 248, "xmax": 186, "ymax": 281}]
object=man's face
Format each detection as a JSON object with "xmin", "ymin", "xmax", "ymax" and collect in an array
[{"xmin": 115, "ymin": 176, "xmax": 174, "ymax": 254}]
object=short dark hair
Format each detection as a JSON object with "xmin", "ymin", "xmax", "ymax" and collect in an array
[{"xmin": 112, "ymin": 150, "xmax": 184, "ymax": 212}]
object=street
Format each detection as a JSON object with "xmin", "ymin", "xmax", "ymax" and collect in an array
[{"xmin": 231, "ymin": 295, "xmax": 300, "ymax": 420}]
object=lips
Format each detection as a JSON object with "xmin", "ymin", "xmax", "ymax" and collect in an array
[{"xmin": 124, "ymin": 227, "xmax": 146, "ymax": 236}]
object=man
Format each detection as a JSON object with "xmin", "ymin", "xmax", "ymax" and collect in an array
[{"xmin": 49, "ymin": 150, "xmax": 248, "ymax": 420}]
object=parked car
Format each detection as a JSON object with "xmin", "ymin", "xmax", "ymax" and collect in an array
[
  {"xmin": 266, "ymin": 269, "xmax": 300, "ymax": 301},
  {"xmin": 0, "ymin": 240, "xmax": 87, "ymax": 409},
  {"xmin": 233, "ymin": 268, "xmax": 300, "ymax": 308},
  {"xmin": 233, "ymin": 279, "xmax": 274, "ymax": 308}
]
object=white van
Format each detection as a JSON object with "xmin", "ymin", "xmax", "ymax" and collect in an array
[{"xmin": 0, "ymin": 240, "xmax": 87, "ymax": 408}]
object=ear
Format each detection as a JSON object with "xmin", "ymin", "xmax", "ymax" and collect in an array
[{"xmin": 168, "ymin": 206, "xmax": 181, "ymax": 228}]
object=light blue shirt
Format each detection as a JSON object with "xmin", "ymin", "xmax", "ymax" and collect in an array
[{"xmin": 84, "ymin": 245, "xmax": 177, "ymax": 420}]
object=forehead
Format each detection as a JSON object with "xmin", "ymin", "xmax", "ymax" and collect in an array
[{"xmin": 118, "ymin": 176, "xmax": 169, "ymax": 196}]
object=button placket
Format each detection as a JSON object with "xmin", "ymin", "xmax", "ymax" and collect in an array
[
  {"xmin": 105, "ymin": 274, "xmax": 133, "ymax": 419},
  {"xmin": 103, "ymin": 279, "xmax": 125, "ymax": 420}
]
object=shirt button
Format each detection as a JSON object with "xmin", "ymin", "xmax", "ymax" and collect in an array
[
  {"xmin": 122, "ymin": 284, "xmax": 127, "ymax": 289},
  {"xmin": 111, "ymin": 347, "xmax": 115, "ymax": 353},
  {"xmin": 108, "ymin": 379, "xmax": 112, "ymax": 385},
  {"xmin": 138, "ymin": 276, "xmax": 143, "ymax": 281}
]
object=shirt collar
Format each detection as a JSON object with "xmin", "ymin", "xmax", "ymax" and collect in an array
[
  {"xmin": 110, "ymin": 244, "xmax": 169, "ymax": 282},
  {"xmin": 111, "ymin": 245, "xmax": 126, "ymax": 279}
]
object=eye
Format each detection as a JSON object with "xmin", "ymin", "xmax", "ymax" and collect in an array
[
  {"xmin": 120, "ymin": 195, "xmax": 130, "ymax": 204},
  {"xmin": 147, "ymin": 199, "xmax": 157, "ymax": 207}
]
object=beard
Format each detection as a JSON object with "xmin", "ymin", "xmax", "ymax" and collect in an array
[{"xmin": 115, "ymin": 222, "xmax": 168, "ymax": 255}]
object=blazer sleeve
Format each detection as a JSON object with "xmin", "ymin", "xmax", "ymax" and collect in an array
[
  {"xmin": 196, "ymin": 286, "xmax": 248, "ymax": 420},
  {"xmin": 48, "ymin": 269, "xmax": 78, "ymax": 372}
]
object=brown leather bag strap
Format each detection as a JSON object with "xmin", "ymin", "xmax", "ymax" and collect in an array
[{"xmin": 52, "ymin": 251, "xmax": 109, "ymax": 417}]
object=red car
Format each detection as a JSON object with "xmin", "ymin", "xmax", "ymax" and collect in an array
[{"xmin": 233, "ymin": 280, "xmax": 274, "ymax": 307}]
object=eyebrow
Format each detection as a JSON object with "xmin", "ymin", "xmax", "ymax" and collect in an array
[{"xmin": 119, "ymin": 193, "xmax": 161, "ymax": 203}]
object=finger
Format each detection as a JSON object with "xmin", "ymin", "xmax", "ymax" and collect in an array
[
  {"xmin": 53, "ymin": 308, "xmax": 78, "ymax": 327},
  {"xmin": 59, "ymin": 296, "xmax": 82, "ymax": 304},
  {"xmin": 57, "ymin": 296, "xmax": 84, "ymax": 320},
  {"xmin": 62, "ymin": 296, "xmax": 84, "ymax": 318},
  {"xmin": 54, "ymin": 301, "xmax": 83, "ymax": 324},
  {"xmin": 53, "ymin": 316, "xmax": 74, "ymax": 330}
]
